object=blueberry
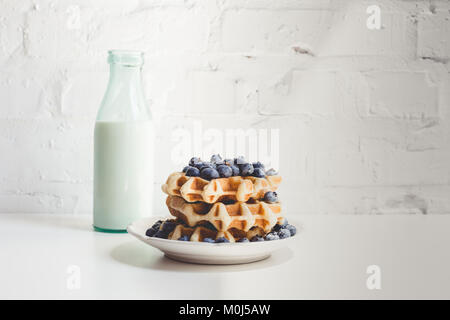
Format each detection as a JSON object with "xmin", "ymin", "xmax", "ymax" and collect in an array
[
  {"xmin": 266, "ymin": 168, "xmax": 278, "ymax": 176},
  {"xmin": 185, "ymin": 166, "xmax": 200, "ymax": 177},
  {"xmin": 203, "ymin": 237, "xmax": 215, "ymax": 243},
  {"xmin": 151, "ymin": 220, "xmax": 163, "ymax": 229},
  {"xmin": 145, "ymin": 228, "xmax": 157, "ymax": 237},
  {"xmin": 161, "ymin": 221, "xmax": 177, "ymax": 233},
  {"xmin": 147, "ymin": 221, "xmax": 162, "ymax": 235},
  {"xmin": 234, "ymin": 156, "xmax": 247, "ymax": 165},
  {"xmin": 178, "ymin": 235, "xmax": 189, "ymax": 241},
  {"xmin": 193, "ymin": 162, "xmax": 205, "ymax": 169},
  {"xmin": 250, "ymin": 236, "xmax": 264, "ymax": 242},
  {"xmin": 189, "ymin": 157, "xmax": 201, "ymax": 166},
  {"xmin": 198, "ymin": 162, "xmax": 216, "ymax": 171},
  {"xmin": 264, "ymin": 232, "xmax": 280, "ymax": 241},
  {"xmin": 217, "ymin": 165, "xmax": 232, "ymax": 178},
  {"xmin": 230, "ymin": 165, "xmax": 240, "ymax": 176},
  {"xmin": 210, "ymin": 154, "xmax": 223, "ymax": 164},
  {"xmin": 285, "ymin": 224, "xmax": 297, "ymax": 236},
  {"xmin": 263, "ymin": 191, "xmax": 278, "ymax": 203},
  {"xmin": 200, "ymin": 167, "xmax": 220, "ymax": 180},
  {"xmin": 215, "ymin": 237, "xmax": 230, "ymax": 243},
  {"xmin": 208, "ymin": 162, "xmax": 217, "ymax": 169},
  {"xmin": 252, "ymin": 161, "xmax": 265, "ymax": 170},
  {"xmin": 237, "ymin": 238, "xmax": 250, "ymax": 243},
  {"xmin": 239, "ymin": 163, "xmax": 254, "ymax": 176},
  {"xmin": 278, "ymin": 229, "xmax": 291, "ymax": 239},
  {"xmin": 252, "ymin": 167, "xmax": 265, "ymax": 178},
  {"xmin": 154, "ymin": 230, "xmax": 169, "ymax": 239},
  {"xmin": 272, "ymin": 224, "xmax": 282, "ymax": 232},
  {"xmin": 182, "ymin": 166, "xmax": 190, "ymax": 173}
]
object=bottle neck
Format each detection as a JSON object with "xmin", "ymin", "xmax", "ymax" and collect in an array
[
  {"xmin": 96, "ymin": 63, "xmax": 150, "ymax": 122},
  {"xmin": 109, "ymin": 64, "xmax": 143, "ymax": 87}
]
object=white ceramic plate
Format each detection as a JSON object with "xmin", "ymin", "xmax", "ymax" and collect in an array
[{"xmin": 127, "ymin": 216, "xmax": 296, "ymax": 265}]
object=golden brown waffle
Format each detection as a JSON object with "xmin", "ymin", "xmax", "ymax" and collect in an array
[
  {"xmin": 168, "ymin": 224, "xmax": 235, "ymax": 242},
  {"xmin": 168, "ymin": 223, "xmax": 267, "ymax": 242},
  {"xmin": 161, "ymin": 172, "xmax": 282, "ymax": 203},
  {"xmin": 166, "ymin": 195, "xmax": 283, "ymax": 233}
]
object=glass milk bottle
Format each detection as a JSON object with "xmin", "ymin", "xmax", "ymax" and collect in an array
[{"xmin": 93, "ymin": 50, "xmax": 153, "ymax": 232}]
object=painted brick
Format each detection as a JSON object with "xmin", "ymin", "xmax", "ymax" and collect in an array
[
  {"xmin": 258, "ymin": 70, "xmax": 339, "ymax": 116},
  {"xmin": 359, "ymin": 137, "xmax": 450, "ymax": 186},
  {"xmin": 363, "ymin": 72, "xmax": 438, "ymax": 119},
  {"xmin": 318, "ymin": 5, "xmax": 416, "ymax": 57},
  {"xmin": 61, "ymin": 69, "xmax": 108, "ymax": 117},
  {"xmin": 222, "ymin": 9, "xmax": 327, "ymax": 54},
  {"xmin": 418, "ymin": 12, "xmax": 450, "ymax": 59},
  {"xmin": 24, "ymin": 6, "xmax": 87, "ymax": 63},
  {"xmin": 0, "ymin": 0, "xmax": 449, "ymax": 215},
  {"xmin": 0, "ymin": 75, "xmax": 50, "ymax": 119},
  {"xmin": 222, "ymin": 6, "xmax": 415, "ymax": 56},
  {"xmin": 317, "ymin": 186, "xmax": 450, "ymax": 215}
]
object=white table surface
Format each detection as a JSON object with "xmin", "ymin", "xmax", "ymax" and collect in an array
[{"xmin": 1, "ymin": 213, "xmax": 449, "ymax": 299}]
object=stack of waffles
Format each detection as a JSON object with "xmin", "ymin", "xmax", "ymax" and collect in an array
[{"xmin": 160, "ymin": 171, "xmax": 283, "ymax": 242}]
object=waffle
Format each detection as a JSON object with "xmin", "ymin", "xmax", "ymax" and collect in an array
[
  {"xmin": 162, "ymin": 172, "xmax": 282, "ymax": 203},
  {"xmin": 166, "ymin": 195, "xmax": 283, "ymax": 233},
  {"xmin": 168, "ymin": 223, "xmax": 267, "ymax": 242}
]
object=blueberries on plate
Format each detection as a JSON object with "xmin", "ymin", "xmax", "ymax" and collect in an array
[
  {"xmin": 154, "ymin": 230, "xmax": 169, "ymax": 239},
  {"xmin": 200, "ymin": 167, "xmax": 220, "ymax": 180},
  {"xmin": 215, "ymin": 237, "xmax": 230, "ymax": 243},
  {"xmin": 178, "ymin": 235, "xmax": 190, "ymax": 241},
  {"xmin": 152, "ymin": 220, "xmax": 163, "ymax": 229},
  {"xmin": 278, "ymin": 228, "xmax": 291, "ymax": 239},
  {"xmin": 146, "ymin": 220, "xmax": 163, "ymax": 236},
  {"xmin": 185, "ymin": 166, "xmax": 200, "ymax": 177},
  {"xmin": 203, "ymin": 237, "xmax": 215, "ymax": 243},
  {"xmin": 264, "ymin": 232, "xmax": 280, "ymax": 241},
  {"xmin": 161, "ymin": 221, "xmax": 177, "ymax": 233},
  {"xmin": 237, "ymin": 238, "xmax": 250, "ymax": 243},
  {"xmin": 272, "ymin": 223, "xmax": 282, "ymax": 232},
  {"xmin": 285, "ymin": 224, "xmax": 297, "ymax": 236},
  {"xmin": 250, "ymin": 236, "xmax": 264, "ymax": 242},
  {"xmin": 266, "ymin": 168, "xmax": 278, "ymax": 176},
  {"xmin": 217, "ymin": 165, "xmax": 232, "ymax": 178},
  {"xmin": 230, "ymin": 165, "xmax": 240, "ymax": 176},
  {"xmin": 264, "ymin": 191, "xmax": 278, "ymax": 203},
  {"xmin": 145, "ymin": 228, "xmax": 157, "ymax": 237},
  {"xmin": 252, "ymin": 167, "xmax": 265, "ymax": 178},
  {"xmin": 239, "ymin": 163, "xmax": 254, "ymax": 176}
]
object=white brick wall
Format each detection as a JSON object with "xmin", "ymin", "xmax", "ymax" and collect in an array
[{"xmin": 1, "ymin": 0, "xmax": 450, "ymax": 215}]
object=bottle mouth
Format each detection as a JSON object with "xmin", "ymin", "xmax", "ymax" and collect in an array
[{"xmin": 108, "ymin": 50, "xmax": 144, "ymax": 66}]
